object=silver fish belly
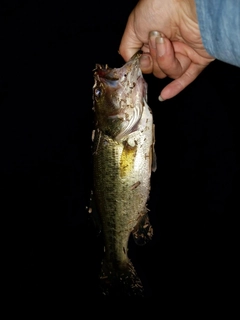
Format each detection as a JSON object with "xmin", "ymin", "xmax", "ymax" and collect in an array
[{"xmin": 92, "ymin": 51, "xmax": 156, "ymax": 296}]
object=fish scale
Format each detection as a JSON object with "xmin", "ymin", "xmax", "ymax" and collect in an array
[
  {"xmin": 93, "ymin": 131, "xmax": 148, "ymax": 261},
  {"xmin": 92, "ymin": 51, "xmax": 156, "ymax": 296}
]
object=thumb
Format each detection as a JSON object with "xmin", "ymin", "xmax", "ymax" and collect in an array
[{"xmin": 119, "ymin": 14, "xmax": 144, "ymax": 62}]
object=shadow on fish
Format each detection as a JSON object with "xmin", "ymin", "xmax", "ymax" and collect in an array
[{"xmin": 90, "ymin": 50, "xmax": 157, "ymax": 297}]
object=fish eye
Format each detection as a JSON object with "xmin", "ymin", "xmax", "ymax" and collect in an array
[{"xmin": 94, "ymin": 87, "xmax": 102, "ymax": 99}]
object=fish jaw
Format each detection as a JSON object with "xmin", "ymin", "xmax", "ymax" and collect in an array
[{"xmin": 92, "ymin": 51, "xmax": 147, "ymax": 141}]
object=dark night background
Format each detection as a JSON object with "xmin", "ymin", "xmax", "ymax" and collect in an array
[{"xmin": 1, "ymin": 1, "xmax": 239, "ymax": 297}]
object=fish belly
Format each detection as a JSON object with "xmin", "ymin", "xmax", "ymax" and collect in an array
[{"xmin": 93, "ymin": 104, "xmax": 153, "ymax": 268}]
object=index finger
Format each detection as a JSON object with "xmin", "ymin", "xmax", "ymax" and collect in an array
[{"xmin": 118, "ymin": 14, "xmax": 144, "ymax": 62}]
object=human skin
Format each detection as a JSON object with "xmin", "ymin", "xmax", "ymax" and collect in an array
[{"xmin": 119, "ymin": 0, "xmax": 215, "ymax": 100}]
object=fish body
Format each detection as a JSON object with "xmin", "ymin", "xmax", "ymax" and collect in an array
[{"xmin": 92, "ymin": 51, "xmax": 156, "ymax": 296}]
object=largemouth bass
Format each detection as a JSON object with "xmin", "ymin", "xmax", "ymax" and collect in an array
[{"xmin": 91, "ymin": 50, "xmax": 157, "ymax": 297}]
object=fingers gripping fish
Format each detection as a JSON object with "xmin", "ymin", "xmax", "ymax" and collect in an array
[{"xmin": 91, "ymin": 51, "xmax": 157, "ymax": 297}]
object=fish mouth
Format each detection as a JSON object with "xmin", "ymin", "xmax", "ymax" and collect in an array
[
  {"xmin": 94, "ymin": 50, "xmax": 143, "ymax": 84},
  {"xmin": 119, "ymin": 50, "xmax": 143, "ymax": 86}
]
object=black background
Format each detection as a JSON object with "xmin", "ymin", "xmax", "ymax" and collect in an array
[{"xmin": 1, "ymin": 0, "xmax": 239, "ymax": 297}]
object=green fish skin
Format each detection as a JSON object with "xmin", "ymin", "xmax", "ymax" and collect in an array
[{"xmin": 92, "ymin": 51, "xmax": 156, "ymax": 297}]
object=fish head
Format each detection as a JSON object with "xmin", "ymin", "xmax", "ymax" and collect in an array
[{"xmin": 92, "ymin": 51, "xmax": 147, "ymax": 141}]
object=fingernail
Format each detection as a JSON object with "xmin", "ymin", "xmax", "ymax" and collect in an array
[
  {"xmin": 149, "ymin": 31, "xmax": 160, "ymax": 38},
  {"xmin": 149, "ymin": 31, "xmax": 160, "ymax": 49},
  {"xmin": 140, "ymin": 54, "xmax": 150, "ymax": 68},
  {"xmin": 158, "ymin": 95, "xmax": 164, "ymax": 102},
  {"xmin": 156, "ymin": 36, "xmax": 165, "ymax": 57}
]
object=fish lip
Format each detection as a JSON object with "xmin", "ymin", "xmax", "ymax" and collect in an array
[
  {"xmin": 125, "ymin": 50, "xmax": 143, "ymax": 65},
  {"xmin": 119, "ymin": 50, "xmax": 143, "ymax": 82},
  {"xmin": 94, "ymin": 50, "xmax": 143, "ymax": 83}
]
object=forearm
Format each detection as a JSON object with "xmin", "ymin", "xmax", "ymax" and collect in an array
[{"xmin": 195, "ymin": 0, "xmax": 240, "ymax": 67}]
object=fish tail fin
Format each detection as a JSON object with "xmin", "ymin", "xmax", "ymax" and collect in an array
[{"xmin": 99, "ymin": 259, "xmax": 145, "ymax": 297}]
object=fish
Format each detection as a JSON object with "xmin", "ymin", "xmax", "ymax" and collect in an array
[{"xmin": 91, "ymin": 50, "xmax": 157, "ymax": 297}]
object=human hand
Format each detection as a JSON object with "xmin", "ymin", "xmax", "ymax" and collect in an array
[{"xmin": 119, "ymin": 0, "xmax": 215, "ymax": 100}]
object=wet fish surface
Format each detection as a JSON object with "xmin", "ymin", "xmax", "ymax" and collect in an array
[{"xmin": 91, "ymin": 51, "xmax": 157, "ymax": 297}]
